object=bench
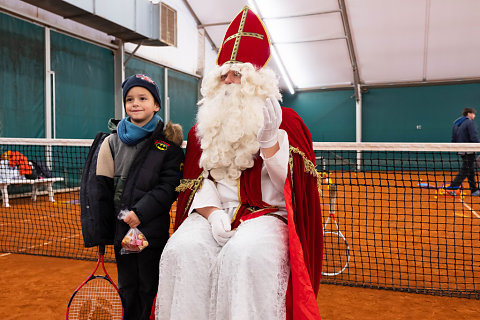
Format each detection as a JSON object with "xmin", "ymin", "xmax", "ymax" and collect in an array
[{"xmin": 0, "ymin": 177, "xmax": 64, "ymax": 207}]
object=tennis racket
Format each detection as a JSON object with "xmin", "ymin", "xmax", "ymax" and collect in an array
[
  {"xmin": 322, "ymin": 184, "xmax": 351, "ymax": 276},
  {"xmin": 66, "ymin": 245, "xmax": 123, "ymax": 320}
]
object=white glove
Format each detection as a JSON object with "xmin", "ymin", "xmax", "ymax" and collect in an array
[
  {"xmin": 207, "ymin": 210, "xmax": 235, "ymax": 246},
  {"xmin": 257, "ymin": 95, "xmax": 282, "ymax": 149}
]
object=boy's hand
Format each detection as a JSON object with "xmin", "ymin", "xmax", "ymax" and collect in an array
[{"xmin": 123, "ymin": 210, "xmax": 140, "ymax": 228}]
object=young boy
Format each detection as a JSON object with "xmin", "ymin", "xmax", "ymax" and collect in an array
[{"xmin": 95, "ymin": 74, "xmax": 184, "ymax": 319}]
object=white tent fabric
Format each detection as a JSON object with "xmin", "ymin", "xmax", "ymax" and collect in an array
[{"xmin": 186, "ymin": 0, "xmax": 480, "ymax": 91}]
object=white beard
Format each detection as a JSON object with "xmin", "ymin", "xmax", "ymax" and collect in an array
[{"xmin": 196, "ymin": 84, "xmax": 265, "ymax": 185}]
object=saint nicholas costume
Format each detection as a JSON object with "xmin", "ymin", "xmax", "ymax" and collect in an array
[{"xmin": 154, "ymin": 7, "xmax": 323, "ymax": 320}]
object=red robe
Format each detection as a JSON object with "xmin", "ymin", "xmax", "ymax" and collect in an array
[{"xmin": 175, "ymin": 107, "xmax": 323, "ymax": 319}]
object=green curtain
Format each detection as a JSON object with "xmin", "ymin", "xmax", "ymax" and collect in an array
[
  {"xmin": 283, "ymin": 90, "xmax": 356, "ymax": 142},
  {"xmin": 362, "ymin": 84, "xmax": 480, "ymax": 142},
  {"xmin": 167, "ymin": 69, "xmax": 199, "ymax": 139},
  {"xmin": 51, "ymin": 31, "xmax": 115, "ymax": 138},
  {"xmin": 0, "ymin": 13, "xmax": 44, "ymax": 138}
]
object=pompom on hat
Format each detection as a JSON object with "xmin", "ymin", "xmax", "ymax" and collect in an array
[
  {"xmin": 216, "ymin": 6, "xmax": 271, "ymax": 70},
  {"xmin": 122, "ymin": 74, "xmax": 161, "ymax": 108}
]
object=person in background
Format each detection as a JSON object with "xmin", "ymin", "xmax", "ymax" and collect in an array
[
  {"xmin": 154, "ymin": 7, "xmax": 322, "ymax": 320},
  {"xmin": 94, "ymin": 74, "xmax": 184, "ymax": 319},
  {"xmin": 447, "ymin": 107, "xmax": 480, "ymax": 196}
]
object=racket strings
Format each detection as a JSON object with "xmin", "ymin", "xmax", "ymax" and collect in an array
[{"xmin": 68, "ymin": 277, "xmax": 123, "ymax": 320}]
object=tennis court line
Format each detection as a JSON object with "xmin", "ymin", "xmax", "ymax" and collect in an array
[
  {"xmin": 0, "ymin": 214, "xmax": 59, "ymax": 227},
  {"xmin": 0, "ymin": 233, "xmax": 81, "ymax": 258},
  {"xmin": 458, "ymin": 198, "xmax": 480, "ymax": 218},
  {"xmin": 12, "ymin": 233, "xmax": 82, "ymax": 254}
]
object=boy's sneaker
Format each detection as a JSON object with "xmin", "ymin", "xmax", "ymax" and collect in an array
[{"xmin": 471, "ymin": 190, "xmax": 480, "ymax": 196}]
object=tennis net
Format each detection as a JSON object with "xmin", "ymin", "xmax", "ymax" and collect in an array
[
  {"xmin": 316, "ymin": 142, "xmax": 480, "ymax": 299},
  {"xmin": 0, "ymin": 138, "xmax": 108, "ymax": 260},
  {"xmin": 0, "ymin": 138, "xmax": 479, "ymax": 298}
]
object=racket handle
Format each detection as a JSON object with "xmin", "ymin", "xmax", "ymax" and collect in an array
[
  {"xmin": 330, "ymin": 184, "xmax": 337, "ymax": 195},
  {"xmin": 98, "ymin": 244, "xmax": 106, "ymax": 256},
  {"xmin": 329, "ymin": 184, "xmax": 337, "ymax": 213}
]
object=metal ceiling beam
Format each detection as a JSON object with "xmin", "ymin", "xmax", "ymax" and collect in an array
[
  {"xmin": 182, "ymin": 0, "xmax": 217, "ymax": 51},
  {"xmin": 273, "ymin": 36, "xmax": 346, "ymax": 45},
  {"xmin": 363, "ymin": 77, "xmax": 480, "ymax": 89},
  {"xmin": 263, "ymin": 10, "xmax": 341, "ymax": 20},
  {"xmin": 198, "ymin": 10, "xmax": 342, "ymax": 28},
  {"xmin": 338, "ymin": 0, "xmax": 360, "ymax": 100},
  {"xmin": 339, "ymin": 0, "xmax": 362, "ymax": 147},
  {"xmin": 124, "ymin": 41, "xmax": 143, "ymax": 66},
  {"xmin": 198, "ymin": 21, "xmax": 229, "ymax": 28},
  {"xmin": 288, "ymin": 77, "xmax": 480, "ymax": 92},
  {"xmin": 422, "ymin": 0, "xmax": 432, "ymax": 82}
]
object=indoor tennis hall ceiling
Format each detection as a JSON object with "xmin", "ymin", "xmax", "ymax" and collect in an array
[{"xmin": 185, "ymin": 0, "xmax": 480, "ymax": 93}]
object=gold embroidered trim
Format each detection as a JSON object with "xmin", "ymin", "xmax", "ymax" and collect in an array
[
  {"xmin": 289, "ymin": 146, "xmax": 323, "ymax": 195},
  {"xmin": 224, "ymin": 32, "xmax": 264, "ymax": 44},
  {"xmin": 289, "ymin": 146, "xmax": 318, "ymax": 177},
  {"xmin": 176, "ymin": 175, "xmax": 204, "ymax": 192},
  {"xmin": 231, "ymin": 178, "xmax": 242, "ymax": 224},
  {"xmin": 176, "ymin": 173, "xmax": 204, "ymax": 220}
]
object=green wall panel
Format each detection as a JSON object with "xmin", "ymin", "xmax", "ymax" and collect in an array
[
  {"xmin": 283, "ymin": 89, "xmax": 356, "ymax": 142},
  {"xmin": 283, "ymin": 83, "xmax": 480, "ymax": 143},
  {"xmin": 0, "ymin": 13, "xmax": 44, "ymax": 138},
  {"xmin": 363, "ymin": 84, "xmax": 480, "ymax": 142},
  {"xmin": 51, "ymin": 31, "xmax": 115, "ymax": 139},
  {"xmin": 167, "ymin": 70, "xmax": 199, "ymax": 139}
]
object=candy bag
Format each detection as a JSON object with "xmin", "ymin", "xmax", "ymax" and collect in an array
[{"xmin": 117, "ymin": 209, "xmax": 149, "ymax": 254}]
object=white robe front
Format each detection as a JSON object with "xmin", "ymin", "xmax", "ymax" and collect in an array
[{"xmin": 156, "ymin": 130, "xmax": 290, "ymax": 320}]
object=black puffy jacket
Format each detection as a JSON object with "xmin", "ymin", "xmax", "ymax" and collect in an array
[{"xmin": 83, "ymin": 120, "xmax": 184, "ymax": 249}]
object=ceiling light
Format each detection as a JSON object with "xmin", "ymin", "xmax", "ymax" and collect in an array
[
  {"xmin": 271, "ymin": 46, "xmax": 295, "ymax": 94},
  {"xmin": 247, "ymin": 0, "xmax": 295, "ymax": 94}
]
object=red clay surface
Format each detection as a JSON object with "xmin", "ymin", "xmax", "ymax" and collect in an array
[
  {"xmin": 0, "ymin": 253, "xmax": 479, "ymax": 320},
  {"xmin": 1, "ymin": 172, "xmax": 480, "ymax": 318}
]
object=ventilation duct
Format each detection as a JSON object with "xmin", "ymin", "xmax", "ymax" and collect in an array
[{"xmin": 21, "ymin": 0, "xmax": 176, "ymax": 46}]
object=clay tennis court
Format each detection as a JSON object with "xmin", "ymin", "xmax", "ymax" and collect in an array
[
  {"xmin": 1, "ymin": 170, "xmax": 479, "ymax": 319},
  {"xmin": 320, "ymin": 171, "xmax": 480, "ymax": 297},
  {"xmin": 1, "ymin": 253, "xmax": 479, "ymax": 319}
]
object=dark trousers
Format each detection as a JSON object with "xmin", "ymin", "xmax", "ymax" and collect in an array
[
  {"xmin": 451, "ymin": 153, "xmax": 478, "ymax": 192},
  {"xmin": 115, "ymin": 246, "xmax": 162, "ymax": 320}
]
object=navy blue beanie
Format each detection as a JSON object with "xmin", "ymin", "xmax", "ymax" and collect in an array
[{"xmin": 122, "ymin": 74, "xmax": 161, "ymax": 108}]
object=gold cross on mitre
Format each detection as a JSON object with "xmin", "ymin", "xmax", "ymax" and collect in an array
[
  {"xmin": 216, "ymin": 6, "xmax": 271, "ymax": 68},
  {"xmin": 222, "ymin": 7, "xmax": 265, "ymax": 62}
]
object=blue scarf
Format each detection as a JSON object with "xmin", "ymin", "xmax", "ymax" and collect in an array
[{"xmin": 117, "ymin": 114, "xmax": 162, "ymax": 146}]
